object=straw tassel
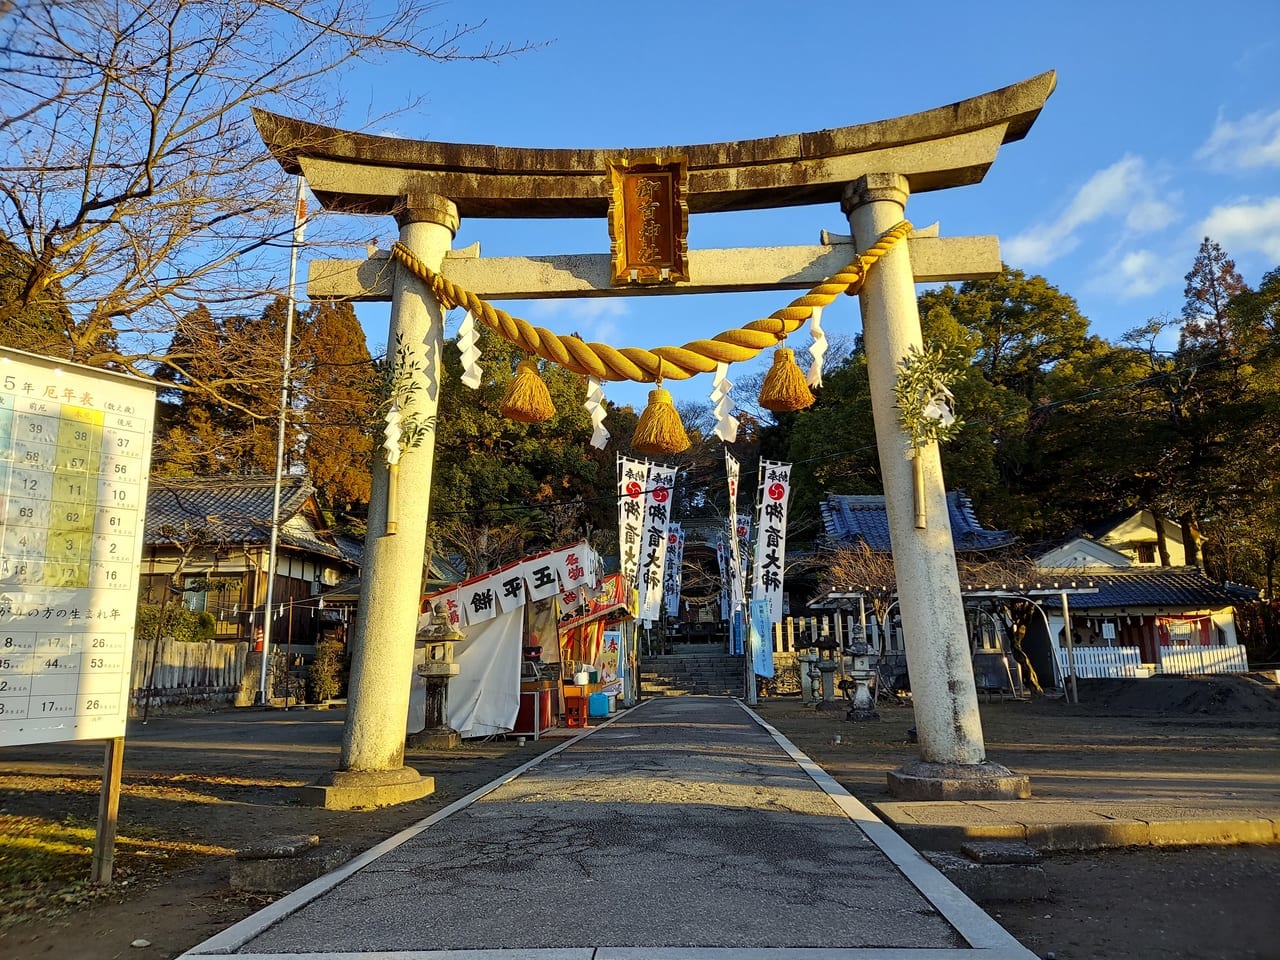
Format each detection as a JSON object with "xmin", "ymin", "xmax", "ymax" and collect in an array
[
  {"xmin": 499, "ymin": 358, "xmax": 555, "ymax": 423},
  {"xmin": 632, "ymin": 387, "xmax": 690, "ymax": 454},
  {"xmin": 758, "ymin": 346, "xmax": 815, "ymax": 412}
]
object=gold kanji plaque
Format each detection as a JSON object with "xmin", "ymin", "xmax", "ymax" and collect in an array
[{"xmin": 607, "ymin": 156, "xmax": 689, "ymax": 285}]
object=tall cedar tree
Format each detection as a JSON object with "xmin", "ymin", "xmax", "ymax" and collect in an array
[
  {"xmin": 294, "ymin": 300, "xmax": 376, "ymax": 513},
  {"xmin": 1180, "ymin": 237, "xmax": 1249, "ymax": 352},
  {"xmin": 153, "ymin": 298, "xmax": 376, "ymax": 517}
]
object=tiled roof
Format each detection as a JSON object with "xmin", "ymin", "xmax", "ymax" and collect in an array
[
  {"xmin": 820, "ymin": 492, "xmax": 1015, "ymax": 553},
  {"xmin": 146, "ymin": 475, "xmax": 353, "ymax": 563},
  {"xmin": 1039, "ymin": 568, "xmax": 1250, "ymax": 610}
]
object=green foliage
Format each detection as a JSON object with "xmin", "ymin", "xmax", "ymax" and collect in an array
[
  {"xmin": 136, "ymin": 604, "xmax": 213, "ymax": 643},
  {"xmin": 893, "ymin": 343, "xmax": 966, "ymax": 455},
  {"xmin": 0, "ymin": 236, "xmax": 75, "ymax": 358},
  {"xmin": 430, "ymin": 329, "xmax": 602, "ymax": 555},
  {"xmin": 308, "ymin": 638, "xmax": 347, "ymax": 703},
  {"xmin": 779, "ymin": 346, "xmax": 880, "ymax": 535}
]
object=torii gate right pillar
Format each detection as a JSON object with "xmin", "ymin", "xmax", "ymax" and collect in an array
[{"xmin": 845, "ymin": 173, "xmax": 1030, "ymax": 800}]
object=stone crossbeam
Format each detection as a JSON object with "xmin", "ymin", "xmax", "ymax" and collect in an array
[
  {"xmin": 309, "ymin": 235, "xmax": 1000, "ymax": 302},
  {"xmin": 254, "ymin": 72, "xmax": 1055, "ymax": 219}
]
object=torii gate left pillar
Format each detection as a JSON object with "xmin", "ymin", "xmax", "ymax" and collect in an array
[{"xmin": 301, "ymin": 194, "xmax": 456, "ymax": 809}]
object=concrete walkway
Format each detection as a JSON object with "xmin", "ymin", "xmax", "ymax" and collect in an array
[
  {"xmin": 876, "ymin": 797, "xmax": 1280, "ymax": 852},
  {"xmin": 180, "ymin": 697, "xmax": 1036, "ymax": 959}
]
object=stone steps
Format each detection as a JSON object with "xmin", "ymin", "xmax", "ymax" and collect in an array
[{"xmin": 640, "ymin": 654, "xmax": 744, "ymax": 697}]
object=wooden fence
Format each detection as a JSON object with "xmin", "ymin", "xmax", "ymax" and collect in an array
[
  {"xmin": 1158, "ymin": 645, "xmax": 1250, "ymax": 675},
  {"xmin": 129, "ymin": 637, "xmax": 253, "ymax": 710},
  {"xmin": 771, "ymin": 614, "xmax": 887, "ymax": 653}
]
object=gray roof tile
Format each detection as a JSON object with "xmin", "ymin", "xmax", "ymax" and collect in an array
[
  {"xmin": 145, "ymin": 475, "xmax": 354, "ymax": 563},
  {"xmin": 820, "ymin": 492, "xmax": 1015, "ymax": 553},
  {"xmin": 1040, "ymin": 569, "xmax": 1252, "ymax": 609}
]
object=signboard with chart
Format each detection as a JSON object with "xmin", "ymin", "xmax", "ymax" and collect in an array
[{"xmin": 0, "ymin": 346, "xmax": 156, "ymax": 748}]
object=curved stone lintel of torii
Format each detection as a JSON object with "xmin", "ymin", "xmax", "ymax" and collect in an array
[
  {"xmin": 253, "ymin": 70, "xmax": 1056, "ymax": 218},
  {"xmin": 257, "ymin": 72, "xmax": 1056, "ymax": 808}
]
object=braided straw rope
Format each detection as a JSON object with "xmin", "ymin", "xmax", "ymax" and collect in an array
[{"xmin": 390, "ymin": 220, "xmax": 912, "ymax": 384}]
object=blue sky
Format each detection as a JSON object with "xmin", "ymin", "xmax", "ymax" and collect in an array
[{"xmin": 331, "ymin": 0, "xmax": 1280, "ymax": 410}]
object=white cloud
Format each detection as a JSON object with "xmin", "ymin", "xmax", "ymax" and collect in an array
[
  {"xmin": 1199, "ymin": 195, "xmax": 1280, "ymax": 261},
  {"xmin": 1196, "ymin": 109, "xmax": 1280, "ymax": 171},
  {"xmin": 1125, "ymin": 197, "xmax": 1178, "ymax": 233},
  {"xmin": 524, "ymin": 297, "xmax": 630, "ymax": 343},
  {"xmin": 1005, "ymin": 156, "xmax": 1180, "ymax": 268},
  {"xmin": 1091, "ymin": 249, "xmax": 1170, "ymax": 299}
]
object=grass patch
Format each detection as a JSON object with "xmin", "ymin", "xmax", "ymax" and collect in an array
[{"xmin": 0, "ymin": 814, "xmax": 232, "ymax": 928}]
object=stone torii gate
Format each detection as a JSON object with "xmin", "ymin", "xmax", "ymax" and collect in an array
[{"xmin": 256, "ymin": 71, "xmax": 1055, "ymax": 808}]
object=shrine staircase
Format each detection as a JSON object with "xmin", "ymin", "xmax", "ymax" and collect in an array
[{"xmin": 639, "ymin": 654, "xmax": 745, "ymax": 698}]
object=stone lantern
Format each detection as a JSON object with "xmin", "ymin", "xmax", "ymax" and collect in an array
[
  {"xmin": 842, "ymin": 622, "xmax": 879, "ymax": 721},
  {"xmin": 409, "ymin": 602, "xmax": 461, "ymax": 748}
]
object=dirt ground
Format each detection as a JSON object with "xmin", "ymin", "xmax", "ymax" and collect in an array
[{"xmin": 1, "ymin": 675, "xmax": 1278, "ymax": 960}]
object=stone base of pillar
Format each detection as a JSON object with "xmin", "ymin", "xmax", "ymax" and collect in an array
[
  {"xmin": 407, "ymin": 727, "xmax": 460, "ymax": 749},
  {"xmin": 298, "ymin": 765, "xmax": 435, "ymax": 810},
  {"xmin": 887, "ymin": 759, "xmax": 1031, "ymax": 801},
  {"xmin": 846, "ymin": 706, "xmax": 881, "ymax": 722}
]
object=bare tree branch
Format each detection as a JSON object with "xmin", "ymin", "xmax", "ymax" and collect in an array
[{"xmin": 0, "ymin": 0, "xmax": 542, "ymax": 399}]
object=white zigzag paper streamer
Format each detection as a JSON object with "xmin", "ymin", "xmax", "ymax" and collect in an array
[
  {"xmin": 458, "ymin": 311, "xmax": 483, "ymax": 388},
  {"xmin": 807, "ymin": 305, "xmax": 827, "ymax": 388},
  {"xmin": 382, "ymin": 402, "xmax": 403, "ymax": 465},
  {"xmin": 584, "ymin": 376, "xmax": 610, "ymax": 449},
  {"xmin": 711, "ymin": 362, "xmax": 739, "ymax": 443}
]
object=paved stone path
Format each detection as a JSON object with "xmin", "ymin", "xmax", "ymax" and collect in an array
[{"xmin": 182, "ymin": 697, "xmax": 1034, "ymax": 959}]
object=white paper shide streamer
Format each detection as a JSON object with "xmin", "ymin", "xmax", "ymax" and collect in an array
[
  {"xmin": 584, "ymin": 376, "xmax": 610, "ymax": 449},
  {"xmin": 457, "ymin": 311, "xmax": 483, "ymax": 389},
  {"xmin": 922, "ymin": 382, "xmax": 957, "ymax": 427},
  {"xmin": 382, "ymin": 402, "xmax": 402, "ymax": 465},
  {"xmin": 710, "ymin": 362, "xmax": 739, "ymax": 443},
  {"xmin": 806, "ymin": 305, "xmax": 827, "ymax": 388}
]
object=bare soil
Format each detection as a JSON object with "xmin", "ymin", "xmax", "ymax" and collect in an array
[{"xmin": 1, "ymin": 675, "xmax": 1278, "ymax": 960}]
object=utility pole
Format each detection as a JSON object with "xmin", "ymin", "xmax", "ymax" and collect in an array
[{"xmin": 258, "ymin": 175, "xmax": 306, "ymax": 705}]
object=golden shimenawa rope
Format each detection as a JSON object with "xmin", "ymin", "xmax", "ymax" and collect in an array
[{"xmin": 390, "ymin": 220, "xmax": 912, "ymax": 384}]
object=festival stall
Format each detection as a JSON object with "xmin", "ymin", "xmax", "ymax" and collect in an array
[
  {"xmin": 421, "ymin": 540, "xmax": 611, "ymax": 739},
  {"xmin": 557, "ymin": 572, "xmax": 635, "ymax": 722}
]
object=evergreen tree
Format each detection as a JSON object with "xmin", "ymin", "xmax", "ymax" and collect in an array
[
  {"xmin": 0, "ymin": 235, "xmax": 76, "ymax": 358},
  {"xmin": 1180, "ymin": 237, "xmax": 1249, "ymax": 351},
  {"xmin": 294, "ymin": 299, "xmax": 377, "ymax": 513}
]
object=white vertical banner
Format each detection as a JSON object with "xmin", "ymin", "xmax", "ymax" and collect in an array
[
  {"xmin": 715, "ymin": 533, "xmax": 730, "ymax": 620},
  {"xmin": 638, "ymin": 463, "xmax": 677, "ymax": 622},
  {"xmin": 751, "ymin": 460, "xmax": 792, "ymax": 627},
  {"xmin": 664, "ymin": 524, "xmax": 685, "ymax": 619},
  {"xmin": 725, "ymin": 451, "xmax": 745, "ymax": 612},
  {"xmin": 617, "ymin": 456, "xmax": 649, "ymax": 589}
]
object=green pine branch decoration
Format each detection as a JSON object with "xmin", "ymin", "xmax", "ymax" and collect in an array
[{"xmin": 893, "ymin": 344, "xmax": 965, "ymax": 457}]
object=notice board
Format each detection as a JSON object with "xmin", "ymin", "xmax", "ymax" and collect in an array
[{"xmin": 0, "ymin": 346, "xmax": 156, "ymax": 747}]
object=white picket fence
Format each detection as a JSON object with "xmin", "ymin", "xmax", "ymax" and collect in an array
[
  {"xmin": 1056, "ymin": 644, "xmax": 1251, "ymax": 681},
  {"xmin": 1055, "ymin": 646, "xmax": 1145, "ymax": 679},
  {"xmin": 1158, "ymin": 645, "xmax": 1250, "ymax": 675}
]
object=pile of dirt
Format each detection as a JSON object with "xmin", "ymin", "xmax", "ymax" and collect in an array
[{"xmin": 1072, "ymin": 674, "xmax": 1280, "ymax": 716}]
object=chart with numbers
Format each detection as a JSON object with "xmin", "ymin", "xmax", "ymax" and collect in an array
[{"xmin": 0, "ymin": 347, "xmax": 156, "ymax": 747}]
